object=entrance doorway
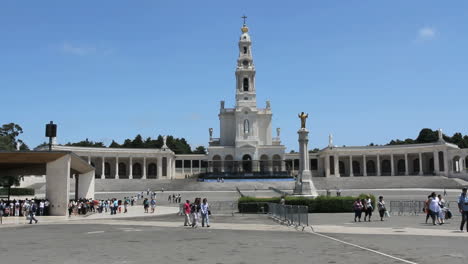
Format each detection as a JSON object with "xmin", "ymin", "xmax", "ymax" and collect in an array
[{"xmin": 242, "ymin": 154, "xmax": 252, "ymax": 172}]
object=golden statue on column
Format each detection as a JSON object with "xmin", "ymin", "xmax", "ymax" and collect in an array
[{"xmin": 298, "ymin": 112, "xmax": 308, "ymax": 129}]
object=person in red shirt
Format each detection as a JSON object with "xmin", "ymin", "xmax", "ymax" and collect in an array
[{"xmin": 183, "ymin": 200, "xmax": 191, "ymax": 226}]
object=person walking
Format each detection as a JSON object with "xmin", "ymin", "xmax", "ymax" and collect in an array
[
  {"xmin": 143, "ymin": 198, "xmax": 149, "ymax": 213},
  {"xmin": 437, "ymin": 194, "xmax": 446, "ymax": 225},
  {"xmin": 428, "ymin": 192, "xmax": 441, "ymax": 225},
  {"xmin": 458, "ymin": 187, "xmax": 468, "ymax": 232},
  {"xmin": 150, "ymin": 198, "xmax": 156, "ymax": 213},
  {"xmin": 424, "ymin": 195, "xmax": 431, "ymax": 224},
  {"xmin": 364, "ymin": 196, "xmax": 373, "ymax": 222},
  {"xmin": 183, "ymin": 200, "xmax": 191, "ymax": 226},
  {"xmin": 353, "ymin": 198, "xmax": 363, "ymax": 222},
  {"xmin": 201, "ymin": 198, "xmax": 210, "ymax": 227},
  {"xmin": 29, "ymin": 200, "xmax": 38, "ymax": 224},
  {"xmin": 377, "ymin": 196, "xmax": 386, "ymax": 221}
]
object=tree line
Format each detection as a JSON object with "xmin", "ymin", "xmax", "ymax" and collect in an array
[{"xmin": 385, "ymin": 128, "xmax": 468, "ymax": 148}]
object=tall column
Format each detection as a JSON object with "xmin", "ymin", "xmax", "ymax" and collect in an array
[
  {"xmin": 129, "ymin": 157, "xmax": 133, "ymax": 179},
  {"xmin": 376, "ymin": 154, "xmax": 381, "ymax": 176},
  {"xmin": 459, "ymin": 157, "xmax": 464, "ymax": 173},
  {"xmin": 168, "ymin": 158, "xmax": 172, "ymax": 179},
  {"xmin": 157, "ymin": 158, "xmax": 162, "ymax": 179},
  {"xmin": 182, "ymin": 159, "xmax": 185, "ymax": 174},
  {"xmin": 325, "ymin": 155, "xmax": 330, "ymax": 177},
  {"xmin": 199, "ymin": 160, "xmax": 202, "ymax": 173},
  {"xmin": 294, "ymin": 128, "xmax": 317, "ymax": 196},
  {"xmin": 433, "ymin": 151, "xmax": 440, "ymax": 175},
  {"xmin": 115, "ymin": 156, "xmax": 119, "ymax": 179},
  {"xmin": 190, "ymin": 160, "xmax": 193, "ymax": 174},
  {"xmin": 443, "ymin": 150, "xmax": 448, "ymax": 176},
  {"xmin": 101, "ymin": 156, "xmax": 105, "ymax": 179},
  {"xmin": 418, "ymin": 153, "xmax": 423, "ymax": 176},
  {"xmin": 363, "ymin": 155, "xmax": 367, "ymax": 176},
  {"xmin": 404, "ymin": 153, "xmax": 409, "ymax": 176},
  {"xmin": 87, "ymin": 156, "xmax": 91, "ymax": 164},
  {"xmin": 334, "ymin": 154, "xmax": 340, "ymax": 177},
  {"xmin": 349, "ymin": 155, "xmax": 354, "ymax": 177},
  {"xmin": 390, "ymin": 154, "xmax": 395, "ymax": 176},
  {"xmin": 142, "ymin": 157, "xmax": 147, "ymax": 179}
]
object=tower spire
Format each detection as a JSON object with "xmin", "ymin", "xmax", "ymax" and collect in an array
[{"xmin": 242, "ymin": 15, "xmax": 247, "ymax": 26}]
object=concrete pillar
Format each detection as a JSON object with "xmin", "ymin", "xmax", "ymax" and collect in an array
[
  {"xmin": 168, "ymin": 158, "xmax": 172, "ymax": 179},
  {"xmin": 142, "ymin": 157, "xmax": 147, "ymax": 179},
  {"xmin": 325, "ymin": 155, "xmax": 330, "ymax": 177},
  {"xmin": 334, "ymin": 154, "xmax": 340, "ymax": 177},
  {"xmin": 459, "ymin": 157, "xmax": 464, "ymax": 173},
  {"xmin": 390, "ymin": 154, "xmax": 395, "ymax": 176},
  {"xmin": 294, "ymin": 128, "xmax": 317, "ymax": 196},
  {"xmin": 443, "ymin": 151, "xmax": 448, "ymax": 176},
  {"xmin": 199, "ymin": 160, "xmax": 202, "ymax": 173},
  {"xmin": 115, "ymin": 156, "xmax": 119, "ymax": 179},
  {"xmin": 190, "ymin": 160, "xmax": 193, "ymax": 174},
  {"xmin": 101, "ymin": 156, "xmax": 105, "ymax": 179},
  {"xmin": 157, "ymin": 158, "xmax": 162, "ymax": 179},
  {"xmin": 77, "ymin": 170, "xmax": 95, "ymax": 199},
  {"xmin": 434, "ymin": 151, "xmax": 440, "ymax": 175},
  {"xmin": 182, "ymin": 159, "xmax": 185, "ymax": 174},
  {"xmin": 87, "ymin": 156, "xmax": 91, "ymax": 164},
  {"xmin": 404, "ymin": 153, "xmax": 409, "ymax": 176},
  {"xmin": 349, "ymin": 155, "xmax": 354, "ymax": 177},
  {"xmin": 46, "ymin": 155, "xmax": 71, "ymax": 216},
  {"xmin": 419, "ymin": 153, "xmax": 424, "ymax": 176},
  {"xmin": 377, "ymin": 154, "xmax": 381, "ymax": 176},
  {"xmin": 129, "ymin": 157, "xmax": 133, "ymax": 179},
  {"xmin": 363, "ymin": 155, "xmax": 367, "ymax": 176}
]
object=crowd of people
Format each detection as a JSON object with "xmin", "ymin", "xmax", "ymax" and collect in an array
[
  {"xmin": 0, "ymin": 199, "xmax": 45, "ymax": 224},
  {"xmin": 168, "ymin": 193, "xmax": 182, "ymax": 203},
  {"xmin": 423, "ymin": 192, "xmax": 451, "ymax": 225},
  {"xmin": 183, "ymin": 198, "xmax": 211, "ymax": 228},
  {"xmin": 353, "ymin": 195, "xmax": 387, "ymax": 222}
]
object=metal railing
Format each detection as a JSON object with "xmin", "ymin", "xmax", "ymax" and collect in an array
[
  {"xmin": 389, "ymin": 200, "xmax": 460, "ymax": 216},
  {"xmin": 266, "ymin": 203, "xmax": 309, "ymax": 227}
]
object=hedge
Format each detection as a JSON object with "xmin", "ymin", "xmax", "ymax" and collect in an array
[
  {"xmin": 0, "ymin": 188, "xmax": 35, "ymax": 196},
  {"xmin": 238, "ymin": 194, "xmax": 376, "ymax": 213}
]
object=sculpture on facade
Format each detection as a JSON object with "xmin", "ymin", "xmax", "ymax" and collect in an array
[
  {"xmin": 266, "ymin": 100, "xmax": 271, "ymax": 109},
  {"xmin": 298, "ymin": 112, "xmax": 308, "ymax": 129},
  {"xmin": 438, "ymin": 128, "xmax": 443, "ymax": 141},
  {"xmin": 220, "ymin": 100, "xmax": 225, "ymax": 109},
  {"xmin": 209, "ymin": 128, "xmax": 213, "ymax": 139},
  {"xmin": 163, "ymin": 135, "xmax": 168, "ymax": 149},
  {"xmin": 276, "ymin": 127, "xmax": 281, "ymax": 137},
  {"xmin": 329, "ymin": 134, "xmax": 333, "ymax": 147}
]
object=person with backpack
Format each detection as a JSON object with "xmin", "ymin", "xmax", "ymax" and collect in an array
[
  {"xmin": 143, "ymin": 198, "xmax": 149, "ymax": 213},
  {"xmin": 29, "ymin": 200, "xmax": 38, "ymax": 224},
  {"xmin": 353, "ymin": 198, "xmax": 363, "ymax": 222}
]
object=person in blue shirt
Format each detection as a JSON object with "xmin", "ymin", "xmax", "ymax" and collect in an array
[{"xmin": 458, "ymin": 187, "xmax": 468, "ymax": 232}]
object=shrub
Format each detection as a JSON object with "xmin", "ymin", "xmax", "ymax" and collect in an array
[
  {"xmin": 0, "ymin": 188, "xmax": 35, "ymax": 196},
  {"xmin": 238, "ymin": 193, "xmax": 376, "ymax": 213}
]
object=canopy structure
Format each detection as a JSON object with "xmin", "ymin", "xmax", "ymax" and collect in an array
[{"xmin": 0, "ymin": 151, "xmax": 95, "ymax": 216}]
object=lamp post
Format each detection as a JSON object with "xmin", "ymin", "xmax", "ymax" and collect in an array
[{"xmin": 45, "ymin": 121, "xmax": 57, "ymax": 151}]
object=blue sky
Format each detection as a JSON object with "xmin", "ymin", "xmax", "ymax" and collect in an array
[{"xmin": 1, "ymin": 1, "xmax": 467, "ymax": 151}]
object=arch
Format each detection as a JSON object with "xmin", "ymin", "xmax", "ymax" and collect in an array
[
  {"xmin": 272, "ymin": 154, "xmax": 282, "ymax": 172},
  {"xmin": 243, "ymin": 78, "xmax": 249, "ymax": 91},
  {"xmin": 453, "ymin": 156, "xmax": 461, "ymax": 173},
  {"xmin": 339, "ymin": 161, "xmax": 345, "ymax": 175},
  {"xmin": 148, "ymin": 163, "xmax": 157, "ymax": 179},
  {"xmin": 259, "ymin": 154, "xmax": 269, "ymax": 173},
  {"xmin": 243, "ymin": 46, "xmax": 247, "ymax": 54},
  {"xmin": 162, "ymin": 157, "xmax": 168, "ymax": 176},
  {"xmin": 413, "ymin": 159, "xmax": 420, "ymax": 174},
  {"xmin": 382, "ymin": 160, "xmax": 391, "ymax": 174},
  {"xmin": 118, "ymin": 162, "xmax": 127, "ymax": 178},
  {"xmin": 104, "ymin": 162, "xmax": 111, "ymax": 178},
  {"xmin": 133, "ymin": 163, "xmax": 142, "ymax": 179},
  {"xmin": 397, "ymin": 159, "xmax": 405, "ymax": 175},
  {"xmin": 242, "ymin": 154, "xmax": 252, "ymax": 173},
  {"xmin": 352, "ymin": 161, "xmax": 361, "ymax": 175},
  {"xmin": 212, "ymin": 155, "xmax": 222, "ymax": 173},
  {"xmin": 243, "ymin": 119, "xmax": 250, "ymax": 134},
  {"xmin": 366, "ymin": 160, "xmax": 376, "ymax": 174},
  {"xmin": 224, "ymin": 155, "xmax": 234, "ymax": 173}
]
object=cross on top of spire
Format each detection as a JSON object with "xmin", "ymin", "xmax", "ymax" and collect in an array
[{"xmin": 241, "ymin": 15, "xmax": 247, "ymax": 26}]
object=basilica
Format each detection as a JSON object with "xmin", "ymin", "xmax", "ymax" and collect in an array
[{"xmin": 33, "ymin": 22, "xmax": 468, "ymax": 183}]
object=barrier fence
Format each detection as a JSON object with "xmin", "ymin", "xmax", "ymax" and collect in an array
[
  {"xmin": 389, "ymin": 200, "xmax": 460, "ymax": 216},
  {"xmin": 266, "ymin": 203, "xmax": 309, "ymax": 227}
]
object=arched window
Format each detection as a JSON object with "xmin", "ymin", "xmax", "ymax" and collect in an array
[
  {"xmin": 260, "ymin": 155, "xmax": 269, "ymax": 173},
  {"xmin": 224, "ymin": 155, "xmax": 233, "ymax": 173},
  {"xmin": 148, "ymin": 163, "xmax": 157, "ymax": 178},
  {"xmin": 272, "ymin": 155, "xmax": 282, "ymax": 172},
  {"xmin": 382, "ymin": 160, "xmax": 391, "ymax": 175},
  {"xmin": 339, "ymin": 161, "xmax": 345, "ymax": 175},
  {"xmin": 242, "ymin": 154, "xmax": 252, "ymax": 173},
  {"xmin": 243, "ymin": 46, "xmax": 247, "ymax": 54},
  {"xmin": 104, "ymin": 162, "xmax": 111, "ymax": 178},
  {"xmin": 243, "ymin": 119, "xmax": 250, "ymax": 134},
  {"xmin": 243, "ymin": 78, "xmax": 249, "ymax": 91},
  {"xmin": 118, "ymin": 162, "xmax": 127, "ymax": 178},
  {"xmin": 366, "ymin": 160, "xmax": 376, "ymax": 174},
  {"xmin": 133, "ymin": 163, "xmax": 142, "ymax": 179},
  {"xmin": 352, "ymin": 161, "xmax": 361, "ymax": 175},
  {"xmin": 397, "ymin": 159, "xmax": 405, "ymax": 175},
  {"xmin": 212, "ymin": 155, "xmax": 221, "ymax": 173}
]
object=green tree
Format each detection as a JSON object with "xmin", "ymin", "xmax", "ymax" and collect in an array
[
  {"xmin": 193, "ymin": 146, "xmax": 207, "ymax": 154},
  {"xmin": 415, "ymin": 128, "xmax": 438, "ymax": 143},
  {"xmin": 131, "ymin": 134, "xmax": 144, "ymax": 148},
  {"xmin": 109, "ymin": 140, "xmax": 121, "ymax": 148},
  {"xmin": 66, "ymin": 138, "xmax": 105, "ymax": 148},
  {"xmin": 0, "ymin": 175, "xmax": 22, "ymax": 200},
  {"xmin": 0, "ymin": 123, "xmax": 26, "ymax": 151}
]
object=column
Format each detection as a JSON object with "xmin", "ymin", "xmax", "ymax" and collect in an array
[
  {"xmin": 190, "ymin": 160, "xmax": 193, "ymax": 174},
  {"xmin": 377, "ymin": 154, "xmax": 381, "ymax": 176},
  {"xmin": 199, "ymin": 160, "xmax": 202, "ymax": 173},
  {"xmin": 459, "ymin": 157, "xmax": 464, "ymax": 173},
  {"xmin": 101, "ymin": 156, "xmax": 105, "ymax": 179},
  {"xmin": 157, "ymin": 158, "xmax": 162, "ymax": 179},
  {"xmin": 167, "ymin": 158, "xmax": 172, "ymax": 179},
  {"xmin": 418, "ymin": 153, "xmax": 423, "ymax": 176},
  {"xmin": 334, "ymin": 154, "xmax": 340, "ymax": 177},
  {"xmin": 129, "ymin": 157, "xmax": 133, "ymax": 179},
  {"xmin": 115, "ymin": 156, "xmax": 119, "ymax": 179},
  {"xmin": 404, "ymin": 153, "xmax": 409, "ymax": 176},
  {"xmin": 363, "ymin": 155, "xmax": 367, "ymax": 176},
  {"xmin": 390, "ymin": 154, "xmax": 395, "ymax": 176},
  {"xmin": 142, "ymin": 157, "xmax": 147, "ymax": 179},
  {"xmin": 87, "ymin": 155, "xmax": 91, "ymax": 164},
  {"xmin": 433, "ymin": 151, "xmax": 440, "ymax": 175},
  {"xmin": 349, "ymin": 155, "xmax": 354, "ymax": 177},
  {"xmin": 182, "ymin": 159, "xmax": 185, "ymax": 174},
  {"xmin": 77, "ymin": 170, "xmax": 95, "ymax": 199},
  {"xmin": 325, "ymin": 155, "xmax": 330, "ymax": 177},
  {"xmin": 443, "ymin": 150, "xmax": 448, "ymax": 176},
  {"xmin": 46, "ymin": 155, "xmax": 71, "ymax": 216}
]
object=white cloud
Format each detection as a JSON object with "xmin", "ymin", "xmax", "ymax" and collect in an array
[
  {"xmin": 61, "ymin": 42, "xmax": 97, "ymax": 56},
  {"xmin": 418, "ymin": 27, "xmax": 436, "ymax": 40}
]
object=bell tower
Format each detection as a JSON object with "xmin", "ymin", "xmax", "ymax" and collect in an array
[{"xmin": 235, "ymin": 16, "xmax": 256, "ymax": 108}]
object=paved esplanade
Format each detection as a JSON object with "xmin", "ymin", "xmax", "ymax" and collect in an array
[{"xmin": 1, "ymin": 205, "xmax": 468, "ymax": 264}]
